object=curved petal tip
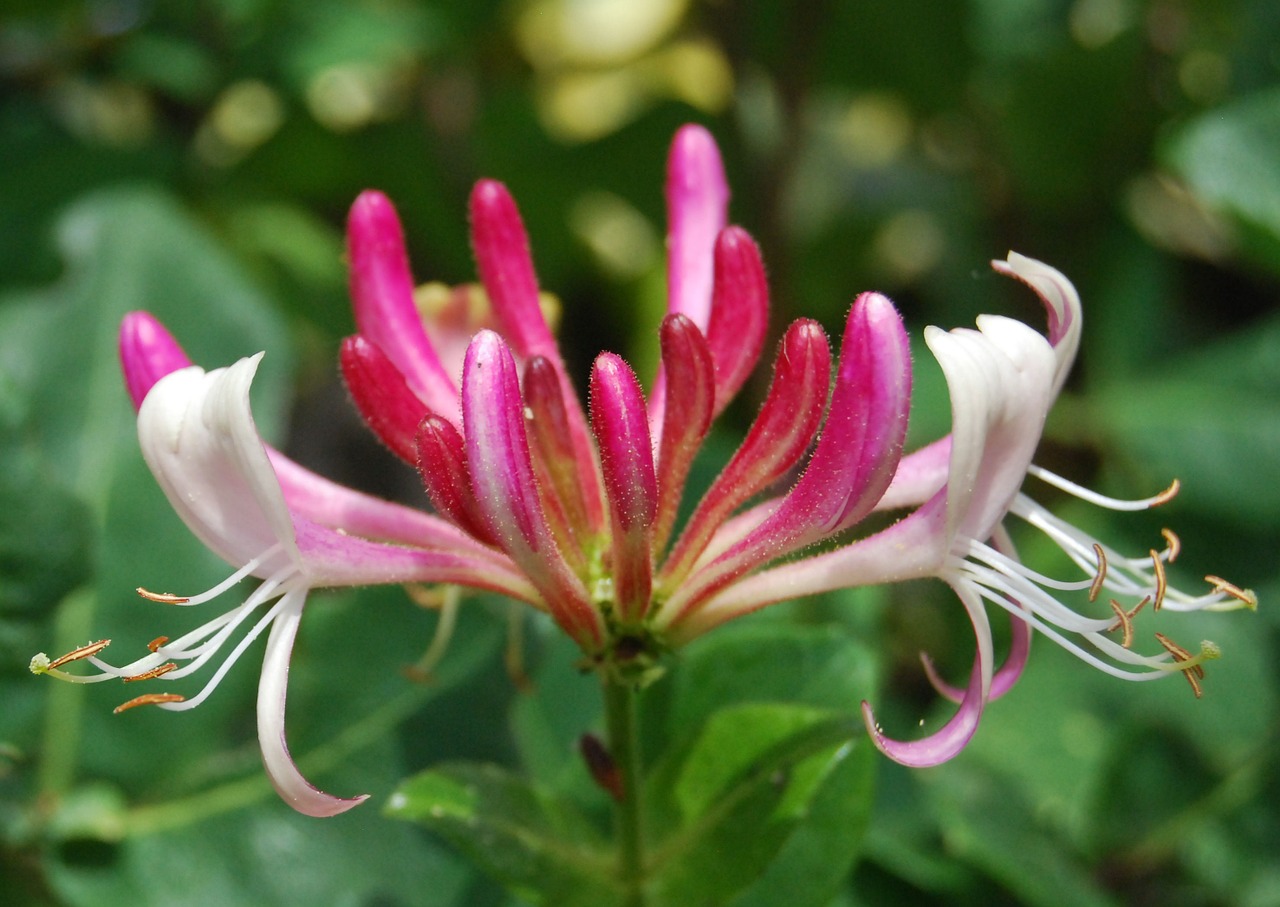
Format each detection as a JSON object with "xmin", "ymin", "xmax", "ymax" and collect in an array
[{"xmin": 860, "ymin": 661, "xmax": 985, "ymax": 768}]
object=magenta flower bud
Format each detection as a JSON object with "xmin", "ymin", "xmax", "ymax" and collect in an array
[
  {"xmin": 659, "ymin": 318, "xmax": 832, "ymax": 591},
  {"xmin": 653, "ymin": 314, "xmax": 715, "ymax": 553},
  {"xmin": 590, "ymin": 352, "xmax": 658, "ymax": 624},
  {"xmin": 119, "ymin": 310, "xmax": 193, "ymax": 409},
  {"xmin": 347, "ymin": 190, "xmax": 459, "ymax": 422},
  {"xmin": 463, "ymin": 330, "xmax": 602, "ymax": 647},
  {"xmin": 339, "ymin": 334, "xmax": 432, "ymax": 464},
  {"xmin": 705, "ymin": 227, "xmax": 768, "ymax": 416}
]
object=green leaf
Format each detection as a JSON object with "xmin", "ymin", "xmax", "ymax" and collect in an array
[
  {"xmin": 43, "ymin": 742, "xmax": 472, "ymax": 907},
  {"xmin": 673, "ymin": 703, "xmax": 839, "ymax": 821},
  {"xmin": 1165, "ymin": 87, "xmax": 1280, "ymax": 272},
  {"xmin": 386, "ymin": 762, "xmax": 615, "ymax": 907},
  {"xmin": 668, "ymin": 622, "xmax": 881, "ymax": 732},
  {"xmin": 650, "ymin": 703, "xmax": 867, "ymax": 907}
]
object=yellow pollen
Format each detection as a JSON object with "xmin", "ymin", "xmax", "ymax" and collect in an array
[
  {"xmin": 147, "ymin": 636, "xmax": 169, "ymax": 653},
  {"xmin": 113, "ymin": 692, "xmax": 186, "ymax": 714},
  {"xmin": 1088, "ymin": 544, "xmax": 1107, "ymax": 602},
  {"xmin": 1151, "ymin": 478, "xmax": 1181, "ymax": 507},
  {"xmin": 1204, "ymin": 575, "xmax": 1258, "ymax": 610},
  {"xmin": 137, "ymin": 587, "xmax": 190, "ymax": 604},
  {"xmin": 1161, "ymin": 528, "xmax": 1181, "ymax": 563},
  {"xmin": 46, "ymin": 639, "xmax": 112, "ymax": 671},
  {"xmin": 1150, "ymin": 550, "xmax": 1167, "ymax": 611},
  {"xmin": 123, "ymin": 663, "xmax": 177, "ymax": 682}
]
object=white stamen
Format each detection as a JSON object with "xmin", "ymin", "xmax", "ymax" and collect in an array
[{"xmin": 1027, "ymin": 465, "xmax": 1176, "ymax": 511}]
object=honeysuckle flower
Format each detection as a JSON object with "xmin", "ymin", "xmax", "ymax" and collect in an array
[
  {"xmin": 32, "ymin": 343, "xmax": 538, "ymax": 817},
  {"xmin": 681, "ymin": 253, "xmax": 1255, "ymax": 765},
  {"xmin": 32, "ymin": 124, "xmax": 1251, "ymax": 817}
]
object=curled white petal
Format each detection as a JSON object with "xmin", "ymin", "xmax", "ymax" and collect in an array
[
  {"xmin": 257, "ymin": 591, "xmax": 368, "ymax": 817},
  {"xmin": 138, "ymin": 355, "xmax": 298, "ymax": 573}
]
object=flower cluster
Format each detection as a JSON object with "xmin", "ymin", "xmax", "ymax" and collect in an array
[{"xmin": 31, "ymin": 125, "xmax": 1253, "ymax": 815}]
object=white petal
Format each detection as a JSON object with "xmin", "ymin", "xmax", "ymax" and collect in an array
[
  {"xmin": 925, "ymin": 316, "xmax": 1056, "ymax": 543},
  {"xmin": 995, "ymin": 252, "xmax": 1082, "ymax": 395},
  {"xmin": 138, "ymin": 355, "xmax": 299, "ymax": 571},
  {"xmin": 256, "ymin": 591, "xmax": 368, "ymax": 817}
]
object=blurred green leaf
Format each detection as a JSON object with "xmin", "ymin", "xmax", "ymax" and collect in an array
[
  {"xmin": 45, "ymin": 744, "xmax": 472, "ymax": 907},
  {"xmin": 1091, "ymin": 312, "xmax": 1280, "ymax": 527},
  {"xmin": 0, "ymin": 451, "xmax": 93, "ymax": 657},
  {"xmin": 928, "ymin": 763, "xmax": 1124, "ymax": 907},
  {"xmin": 386, "ymin": 761, "xmax": 615, "ymax": 907},
  {"xmin": 1165, "ymin": 87, "xmax": 1280, "ymax": 272}
]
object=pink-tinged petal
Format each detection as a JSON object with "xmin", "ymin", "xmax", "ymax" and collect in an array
[
  {"xmin": 463, "ymin": 331, "xmax": 602, "ymax": 647},
  {"xmin": 862, "ymin": 579, "xmax": 994, "ymax": 767},
  {"xmin": 922, "ymin": 525, "xmax": 1029, "ymax": 704},
  {"xmin": 923, "ymin": 614, "xmax": 1031, "ymax": 704},
  {"xmin": 138, "ymin": 355, "xmax": 298, "ymax": 572},
  {"xmin": 704, "ymin": 227, "xmax": 768, "ymax": 416},
  {"xmin": 266, "ymin": 449, "xmax": 505, "ymax": 558},
  {"xmin": 293, "ymin": 518, "xmax": 536, "ymax": 600},
  {"xmin": 119, "ymin": 311, "xmax": 194, "ymax": 408},
  {"xmin": 862, "ymin": 660, "xmax": 984, "ymax": 768},
  {"xmin": 664, "ymin": 293, "xmax": 912, "ymax": 618},
  {"xmin": 990, "ymin": 252, "xmax": 1081, "ymax": 392},
  {"xmin": 339, "ymin": 335, "xmax": 431, "ymax": 464},
  {"xmin": 416, "ymin": 282, "xmax": 499, "ymax": 385},
  {"xmin": 139, "ymin": 353, "xmax": 535, "ymax": 598},
  {"xmin": 257, "ymin": 592, "xmax": 368, "ymax": 817},
  {"xmin": 347, "ymin": 191, "xmax": 459, "ymax": 422},
  {"xmin": 653, "ymin": 314, "xmax": 714, "ymax": 553},
  {"xmin": 665, "ymin": 123, "xmax": 728, "ymax": 330},
  {"xmin": 470, "ymin": 180, "xmax": 605, "ymax": 531},
  {"xmin": 659, "ymin": 319, "xmax": 831, "ymax": 589},
  {"xmin": 416, "ymin": 415, "xmax": 499, "ymax": 545},
  {"xmin": 590, "ymin": 353, "xmax": 657, "ymax": 623},
  {"xmin": 875, "ymin": 437, "xmax": 951, "ymax": 512}
]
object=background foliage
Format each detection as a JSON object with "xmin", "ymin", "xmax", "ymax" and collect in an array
[{"xmin": 2, "ymin": 1, "xmax": 1278, "ymax": 904}]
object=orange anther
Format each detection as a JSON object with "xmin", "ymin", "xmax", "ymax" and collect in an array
[
  {"xmin": 123, "ymin": 663, "xmax": 177, "ymax": 682},
  {"xmin": 1088, "ymin": 544, "xmax": 1107, "ymax": 603},
  {"xmin": 113, "ymin": 692, "xmax": 186, "ymax": 714},
  {"xmin": 1204, "ymin": 575, "xmax": 1257, "ymax": 609},
  {"xmin": 1151, "ymin": 478, "xmax": 1181, "ymax": 507},
  {"xmin": 136, "ymin": 587, "xmax": 190, "ymax": 604},
  {"xmin": 1154, "ymin": 632, "xmax": 1204, "ymax": 698},
  {"xmin": 47, "ymin": 639, "xmax": 111, "ymax": 670},
  {"xmin": 1150, "ymin": 551, "xmax": 1167, "ymax": 611}
]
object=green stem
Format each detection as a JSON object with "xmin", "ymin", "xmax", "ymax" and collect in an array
[{"xmin": 602, "ymin": 674, "xmax": 646, "ymax": 907}]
